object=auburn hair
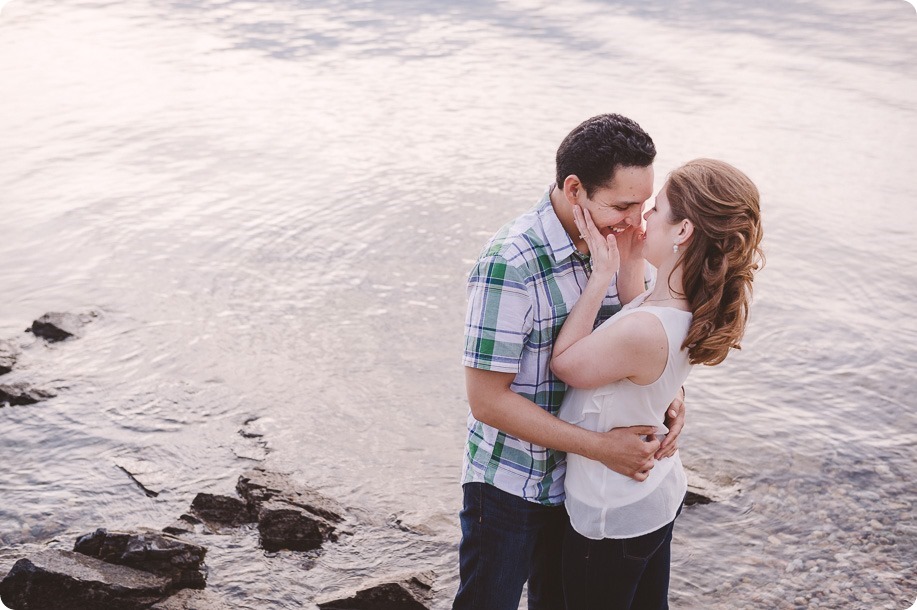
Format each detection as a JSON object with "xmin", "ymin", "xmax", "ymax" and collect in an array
[{"xmin": 665, "ymin": 159, "xmax": 764, "ymax": 365}]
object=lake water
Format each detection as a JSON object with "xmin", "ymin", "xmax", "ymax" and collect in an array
[{"xmin": 0, "ymin": 0, "xmax": 915, "ymax": 608}]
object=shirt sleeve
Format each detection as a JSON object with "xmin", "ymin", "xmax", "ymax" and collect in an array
[{"xmin": 462, "ymin": 255, "xmax": 533, "ymax": 374}]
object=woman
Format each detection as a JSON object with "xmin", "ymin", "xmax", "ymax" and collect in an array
[{"xmin": 550, "ymin": 158, "xmax": 764, "ymax": 610}]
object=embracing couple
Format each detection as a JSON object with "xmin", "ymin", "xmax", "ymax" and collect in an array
[{"xmin": 454, "ymin": 114, "xmax": 764, "ymax": 610}]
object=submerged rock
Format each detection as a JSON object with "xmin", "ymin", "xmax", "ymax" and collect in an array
[
  {"xmin": 683, "ymin": 490, "xmax": 714, "ymax": 506},
  {"xmin": 0, "ymin": 340, "xmax": 18, "ymax": 375},
  {"xmin": 150, "ymin": 588, "xmax": 229, "ymax": 609},
  {"xmin": 237, "ymin": 469, "xmax": 346, "ymax": 524},
  {"xmin": 0, "ymin": 549, "xmax": 170, "ymax": 610},
  {"xmin": 683, "ymin": 466, "xmax": 741, "ymax": 506},
  {"xmin": 74, "ymin": 528, "xmax": 207, "ymax": 590},
  {"xmin": 257, "ymin": 499, "xmax": 336, "ymax": 553},
  {"xmin": 317, "ymin": 572, "xmax": 435, "ymax": 610},
  {"xmin": 190, "ymin": 493, "xmax": 255, "ymax": 529},
  {"xmin": 162, "ymin": 515, "xmax": 201, "ymax": 537},
  {"xmin": 0, "ymin": 382, "xmax": 55, "ymax": 406},
  {"xmin": 29, "ymin": 311, "xmax": 95, "ymax": 342},
  {"xmin": 236, "ymin": 469, "xmax": 345, "ymax": 552}
]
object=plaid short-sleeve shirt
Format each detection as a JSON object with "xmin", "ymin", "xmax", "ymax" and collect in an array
[{"xmin": 462, "ymin": 186, "xmax": 654, "ymax": 506}]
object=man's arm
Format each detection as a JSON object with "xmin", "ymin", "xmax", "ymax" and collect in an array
[{"xmin": 466, "ymin": 367, "xmax": 659, "ymax": 481}]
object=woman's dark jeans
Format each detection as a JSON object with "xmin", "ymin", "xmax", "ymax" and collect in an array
[
  {"xmin": 562, "ymin": 517, "xmax": 677, "ymax": 610},
  {"xmin": 452, "ymin": 482, "xmax": 568, "ymax": 610}
]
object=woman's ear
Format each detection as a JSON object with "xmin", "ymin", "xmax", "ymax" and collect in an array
[{"xmin": 676, "ymin": 219, "xmax": 695, "ymax": 246}]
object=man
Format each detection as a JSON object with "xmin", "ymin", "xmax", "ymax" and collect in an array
[{"xmin": 454, "ymin": 114, "xmax": 686, "ymax": 610}]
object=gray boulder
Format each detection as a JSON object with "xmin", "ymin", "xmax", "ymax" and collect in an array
[
  {"xmin": 317, "ymin": 572, "xmax": 434, "ymax": 610},
  {"xmin": 0, "ymin": 549, "xmax": 171, "ymax": 610},
  {"xmin": 74, "ymin": 529, "xmax": 206, "ymax": 590},
  {"xmin": 162, "ymin": 515, "xmax": 202, "ymax": 537},
  {"xmin": 257, "ymin": 500, "xmax": 336, "ymax": 552},
  {"xmin": 30, "ymin": 312, "xmax": 94, "ymax": 342},
  {"xmin": 236, "ymin": 469, "xmax": 345, "ymax": 552},
  {"xmin": 0, "ymin": 382, "xmax": 55, "ymax": 406},
  {"xmin": 0, "ymin": 340, "xmax": 18, "ymax": 375},
  {"xmin": 189, "ymin": 493, "xmax": 254, "ymax": 529},
  {"xmin": 150, "ymin": 588, "xmax": 229, "ymax": 609},
  {"xmin": 237, "ymin": 469, "xmax": 345, "ymax": 524}
]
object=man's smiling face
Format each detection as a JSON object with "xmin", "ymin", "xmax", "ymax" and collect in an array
[{"xmin": 575, "ymin": 164, "xmax": 654, "ymax": 238}]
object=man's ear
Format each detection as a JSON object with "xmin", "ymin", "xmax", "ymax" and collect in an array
[{"xmin": 562, "ymin": 175, "xmax": 583, "ymax": 204}]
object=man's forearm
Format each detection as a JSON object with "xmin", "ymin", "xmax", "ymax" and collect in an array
[
  {"xmin": 466, "ymin": 367, "xmax": 658, "ymax": 478},
  {"xmin": 470, "ymin": 386, "xmax": 601, "ymax": 459}
]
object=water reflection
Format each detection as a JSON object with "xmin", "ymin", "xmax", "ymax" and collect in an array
[{"xmin": 0, "ymin": 0, "xmax": 915, "ymax": 607}]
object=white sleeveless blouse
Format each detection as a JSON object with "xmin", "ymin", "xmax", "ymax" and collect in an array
[{"xmin": 559, "ymin": 293, "xmax": 693, "ymax": 539}]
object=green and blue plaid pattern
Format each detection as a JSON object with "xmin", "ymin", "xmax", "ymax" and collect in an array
[{"xmin": 462, "ymin": 187, "xmax": 654, "ymax": 505}]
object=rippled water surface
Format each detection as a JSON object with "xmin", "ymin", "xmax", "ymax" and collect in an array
[{"xmin": 1, "ymin": 0, "xmax": 915, "ymax": 608}]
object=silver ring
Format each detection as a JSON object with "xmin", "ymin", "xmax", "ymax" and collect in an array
[{"xmin": 578, "ymin": 234, "xmax": 585, "ymax": 239}]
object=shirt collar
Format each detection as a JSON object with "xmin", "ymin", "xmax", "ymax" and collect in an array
[{"xmin": 537, "ymin": 184, "xmax": 581, "ymax": 263}]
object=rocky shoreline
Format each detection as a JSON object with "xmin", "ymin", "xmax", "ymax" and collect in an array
[
  {"xmin": 0, "ymin": 313, "xmax": 437, "ymax": 609},
  {"xmin": 0, "ymin": 468, "xmax": 434, "ymax": 609},
  {"xmin": 0, "ymin": 311, "xmax": 725, "ymax": 609}
]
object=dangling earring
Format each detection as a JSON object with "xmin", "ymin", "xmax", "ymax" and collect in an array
[{"xmin": 673, "ymin": 243, "xmax": 679, "ymax": 254}]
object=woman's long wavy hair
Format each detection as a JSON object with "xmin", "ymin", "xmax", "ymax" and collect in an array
[{"xmin": 666, "ymin": 159, "xmax": 764, "ymax": 366}]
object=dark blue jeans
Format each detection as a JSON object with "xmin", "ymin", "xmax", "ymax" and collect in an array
[
  {"xmin": 452, "ymin": 482, "xmax": 567, "ymax": 610},
  {"xmin": 561, "ymin": 517, "xmax": 677, "ymax": 610}
]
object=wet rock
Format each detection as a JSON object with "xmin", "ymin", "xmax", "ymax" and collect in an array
[
  {"xmin": 74, "ymin": 528, "xmax": 207, "ymax": 590},
  {"xmin": 150, "ymin": 588, "xmax": 230, "ymax": 609},
  {"xmin": 683, "ymin": 466, "xmax": 741, "ymax": 505},
  {"xmin": 0, "ymin": 382, "xmax": 55, "ymax": 406},
  {"xmin": 162, "ymin": 515, "xmax": 201, "ymax": 537},
  {"xmin": 683, "ymin": 490, "xmax": 714, "ymax": 506},
  {"xmin": 317, "ymin": 572, "xmax": 435, "ymax": 610},
  {"xmin": 0, "ymin": 549, "xmax": 171, "ymax": 610},
  {"xmin": 0, "ymin": 340, "xmax": 18, "ymax": 375},
  {"xmin": 236, "ymin": 469, "xmax": 344, "ymax": 552},
  {"xmin": 29, "ymin": 312, "xmax": 92, "ymax": 342},
  {"xmin": 257, "ymin": 499, "xmax": 336, "ymax": 552},
  {"xmin": 117, "ymin": 463, "xmax": 160, "ymax": 498},
  {"xmin": 235, "ymin": 418, "xmax": 270, "ymax": 461},
  {"xmin": 237, "ymin": 468, "xmax": 345, "ymax": 524},
  {"xmin": 190, "ymin": 493, "xmax": 255, "ymax": 529}
]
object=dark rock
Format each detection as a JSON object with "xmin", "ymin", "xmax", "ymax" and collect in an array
[
  {"xmin": 150, "ymin": 588, "xmax": 230, "ymax": 609},
  {"xmin": 237, "ymin": 469, "xmax": 345, "ymax": 524},
  {"xmin": 190, "ymin": 493, "xmax": 254, "ymax": 528},
  {"xmin": 235, "ymin": 469, "xmax": 344, "ymax": 552},
  {"xmin": 0, "ymin": 549, "xmax": 170, "ymax": 610},
  {"xmin": 117, "ymin": 464, "xmax": 160, "ymax": 498},
  {"xmin": 683, "ymin": 490, "xmax": 713, "ymax": 506},
  {"xmin": 257, "ymin": 500, "xmax": 336, "ymax": 552},
  {"xmin": 74, "ymin": 528, "xmax": 207, "ymax": 590},
  {"xmin": 0, "ymin": 340, "xmax": 18, "ymax": 375},
  {"xmin": 0, "ymin": 382, "xmax": 55, "ymax": 406},
  {"xmin": 162, "ymin": 515, "xmax": 201, "ymax": 537},
  {"xmin": 683, "ymin": 466, "xmax": 741, "ymax": 506},
  {"xmin": 29, "ymin": 311, "xmax": 95, "ymax": 342},
  {"xmin": 317, "ymin": 572, "xmax": 435, "ymax": 610}
]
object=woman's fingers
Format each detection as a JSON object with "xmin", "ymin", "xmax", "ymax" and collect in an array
[
  {"xmin": 582, "ymin": 207, "xmax": 602, "ymax": 240},
  {"xmin": 572, "ymin": 205, "xmax": 588, "ymax": 240}
]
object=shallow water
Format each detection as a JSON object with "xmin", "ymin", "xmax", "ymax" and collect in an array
[{"xmin": 0, "ymin": 0, "xmax": 915, "ymax": 608}]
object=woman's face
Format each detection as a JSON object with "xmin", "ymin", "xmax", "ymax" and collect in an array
[{"xmin": 642, "ymin": 185, "xmax": 680, "ymax": 267}]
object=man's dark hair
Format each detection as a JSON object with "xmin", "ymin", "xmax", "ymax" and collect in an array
[{"xmin": 555, "ymin": 114, "xmax": 656, "ymax": 198}]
